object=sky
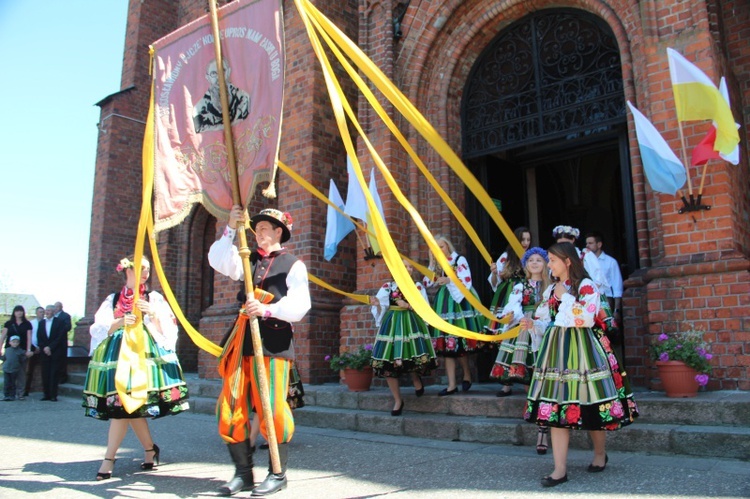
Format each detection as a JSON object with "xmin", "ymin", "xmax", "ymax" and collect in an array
[{"xmin": 0, "ymin": 2, "xmax": 128, "ymax": 316}]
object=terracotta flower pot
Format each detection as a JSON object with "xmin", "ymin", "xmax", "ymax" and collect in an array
[
  {"xmin": 656, "ymin": 360, "xmax": 699, "ymax": 398},
  {"xmin": 342, "ymin": 367, "xmax": 373, "ymax": 392}
]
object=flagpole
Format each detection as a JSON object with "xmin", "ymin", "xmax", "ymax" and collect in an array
[
  {"xmin": 676, "ymin": 120, "xmax": 694, "ymax": 199},
  {"xmin": 208, "ymin": 0, "xmax": 282, "ymax": 475}
]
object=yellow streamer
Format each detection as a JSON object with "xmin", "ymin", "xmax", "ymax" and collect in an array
[
  {"xmin": 308, "ymin": 274, "xmax": 370, "ymax": 305},
  {"xmin": 304, "ymin": 23, "xmax": 493, "ymax": 267},
  {"xmin": 115, "ymin": 86, "xmax": 155, "ymax": 414},
  {"xmin": 302, "ymin": 0, "xmax": 523, "ymax": 260},
  {"xmin": 296, "ymin": 0, "xmax": 518, "ymax": 342},
  {"xmin": 276, "ymin": 160, "xmax": 434, "ymax": 281},
  {"xmin": 301, "ymin": 5, "xmax": 505, "ymax": 328}
]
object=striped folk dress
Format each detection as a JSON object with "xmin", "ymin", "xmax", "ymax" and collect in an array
[
  {"xmin": 489, "ymin": 279, "xmax": 546, "ymax": 386},
  {"xmin": 370, "ymin": 280, "xmax": 437, "ymax": 377},
  {"xmin": 82, "ymin": 290, "xmax": 189, "ymax": 420},
  {"xmin": 424, "ymin": 252, "xmax": 485, "ymax": 357},
  {"xmin": 524, "ymin": 279, "xmax": 638, "ymax": 430}
]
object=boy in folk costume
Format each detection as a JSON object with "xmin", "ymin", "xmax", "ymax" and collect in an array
[{"xmin": 209, "ymin": 206, "xmax": 311, "ymax": 497}]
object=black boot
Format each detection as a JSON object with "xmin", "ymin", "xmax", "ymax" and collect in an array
[
  {"xmin": 251, "ymin": 443, "xmax": 288, "ymax": 496},
  {"xmin": 217, "ymin": 440, "xmax": 255, "ymax": 496}
]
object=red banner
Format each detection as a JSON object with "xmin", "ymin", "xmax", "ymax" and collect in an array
[{"xmin": 151, "ymin": 0, "xmax": 285, "ymax": 231}]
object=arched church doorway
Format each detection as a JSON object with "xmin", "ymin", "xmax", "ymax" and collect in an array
[
  {"xmin": 462, "ymin": 8, "xmax": 637, "ymax": 296},
  {"xmin": 460, "ymin": 8, "xmax": 637, "ymax": 379}
]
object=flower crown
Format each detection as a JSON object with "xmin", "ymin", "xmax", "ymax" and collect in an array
[
  {"xmin": 521, "ymin": 247, "xmax": 549, "ymax": 267},
  {"xmin": 116, "ymin": 258, "xmax": 134, "ymax": 273},
  {"xmin": 552, "ymin": 225, "xmax": 580, "ymax": 239}
]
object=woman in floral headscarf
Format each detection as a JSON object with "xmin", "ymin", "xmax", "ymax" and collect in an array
[
  {"xmin": 82, "ymin": 255, "xmax": 189, "ymax": 481},
  {"xmin": 524, "ymin": 243, "xmax": 637, "ymax": 488}
]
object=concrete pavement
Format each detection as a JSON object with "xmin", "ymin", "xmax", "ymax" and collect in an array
[{"xmin": 0, "ymin": 394, "xmax": 748, "ymax": 498}]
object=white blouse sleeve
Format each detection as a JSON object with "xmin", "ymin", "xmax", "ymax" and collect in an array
[
  {"xmin": 422, "ymin": 267, "xmax": 437, "ymax": 289},
  {"xmin": 143, "ymin": 291, "xmax": 178, "ymax": 352},
  {"xmin": 89, "ymin": 294, "xmax": 116, "ymax": 354},
  {"xmin": 371, "ymin": 283, "xmax": 391, "ymax": 327},
  {"xmin": 208, "ymin": 226, "xmax": 244, "ymax": 281},
  {"xmin": 530, "ymin": 285, "xmax": 554, "ymax": 352},
  {"xmin": 415, "ymin": 281, "xmax": 429, "ymax": 304},
  {"xmin": 553, "ymin": 278, "xmax": 600, "ymax": 328},
  {"xmin": 488, "ymin": 252, "xmax": 508, "ymax": 291},
  {"xmin": 499, "ymin": 282, "xmax": 524, "ymax": 327},
  {"xmin": 266, "ymin": 259, "xmax": 311, "ymax": 323},
  {"xmin": 446, "ymin": 254, "xmax": 473, "ymax": 303}
]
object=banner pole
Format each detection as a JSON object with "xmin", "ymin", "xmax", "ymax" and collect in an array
[
  {"xmin": 676, "ymin": 120, "xmax": 694, "ymax": 199},
  {"xmin": 208, "ymin": 0, "xmax": 282, "ymax": 475}
]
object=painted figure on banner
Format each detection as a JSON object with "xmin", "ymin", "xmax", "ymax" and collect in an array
[
  {"xmin": 193, "ymin": 58, "xmax": 251, "ymax": 133},
  {"xmin": 150, "ymin": 0, "xmax": 285, "ymax": 232}
]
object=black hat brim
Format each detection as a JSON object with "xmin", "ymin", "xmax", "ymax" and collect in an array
[{"xmin": 250, "ymin": 214, "xmax": 291, "ymax": 243}]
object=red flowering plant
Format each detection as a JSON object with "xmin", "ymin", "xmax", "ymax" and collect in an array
[
  {"xmin": 326, "ymin": 343, "xmax": 373, "ymax": 371},
  {"xmin": 649, "ymin": 325, "xmax": 713, "ymax": 386}
]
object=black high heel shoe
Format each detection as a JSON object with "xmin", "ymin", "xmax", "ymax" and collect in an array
[
  {"xmin": 96, "ymin": 457, "xmax": 116, "ymax": 481},
  {"xmin": 414, "ymin": 376, "xmax": 425, "ymax": 397},
  {"xmin": 141, "ymin": 444, "xmax": 160, "ymax": 470},
  {"xmin": 391, "ymin": 400, "xmax": 404, "ymax": 416},
  {"xmin": 536, "ymin": 427, "xmax": 549, "ymax": 455}
]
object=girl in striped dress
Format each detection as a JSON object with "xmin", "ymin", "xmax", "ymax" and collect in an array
[
  {"xmin": 423, "ymin": 236, "xmax": 485, "ymax": 396},
  {"xmin": 83, "ymin": 255, "xmax": 189, "ymax": 481},
  {"xmin": 489, "ymin": 247, "xmax": 551, "ymax": 394},
  {"xmin": 370, "ymin": 259, "xmax": 437, "ymax": 415},
  {"xmin": 525, "ymin": 243, "xmax": 638, "ymax": 487}
]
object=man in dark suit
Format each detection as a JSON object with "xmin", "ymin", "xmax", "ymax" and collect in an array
[
  {"xmin": 38, "ymin": 305, "xmax": 67, "ymax": 401},
  {"xmin": 54, "ymin": 302, "xmax": 72, "ymax": 384}
]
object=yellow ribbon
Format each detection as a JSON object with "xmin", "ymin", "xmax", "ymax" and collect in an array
[
  {"xmin": 300, "ymin": 0, "xmax": 523, "ymax": 260},
  {"xmin": 277, "ymin": 160, "xmax": 434, "ymax": 281},
  {"xmin": 297, "ymin": 1, "xmax": 514, "ymax": 331},
  {"xmin": 115, "ymin": 87, "xmax": 156, "ymax": 414},
  {"xmin": 296, "ymin": 0, "xmax": 518, "ymax": 342}
]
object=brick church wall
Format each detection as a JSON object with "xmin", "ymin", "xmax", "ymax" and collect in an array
[{"xmin": 83, "ymin": 0, "xmax": 749, "ymax": 390}]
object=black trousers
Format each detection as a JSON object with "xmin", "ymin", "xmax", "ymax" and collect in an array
[{"xmin": 41, "ymin": 355, "xmax": 62, "ymax": 399}]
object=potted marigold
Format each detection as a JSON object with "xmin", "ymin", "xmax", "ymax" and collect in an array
[
  {"xmin": 649, "ymin": 326, "xmax": 712, "ymax": 397},
  {"xmin": 326, "ymin": 343, "xmax": 374, "ymax": 392}
]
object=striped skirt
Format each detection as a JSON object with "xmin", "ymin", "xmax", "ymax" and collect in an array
[
  {"xmin": 371, "ymin": 308, "xmax": 438, "ymax": 378},
  {"xmin": 82, "ymin": 329, "xmax": 189, "ymax": 420},
  {"xmin": 524, "ymin": 326, "xmax": 638, "ymax": 431},
  {"xmin": 489, "ymin": 327, "xmax": 534, "ymax": 386},
  {"xmin": 485, "ymin": 279, "xmax": 517, "ymax": 333},
  {"xmin": 431, "ymin": 286, "xmax": 485, "ymax": 357}
]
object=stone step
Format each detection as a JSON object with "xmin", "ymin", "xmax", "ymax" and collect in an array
[
  {"xmin": 59, "ymin": 373, "xmax": 750, "ymax": 460},
  {"xmin": 303, "ymin": 383, "xmax": 750, "ymax": 427},
  {"xmin": 293, "ymin": 405, "xmax": 750, "ymax": 460}
]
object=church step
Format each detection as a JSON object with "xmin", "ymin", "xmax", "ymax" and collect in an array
[
  {"xmin": 293, "ymin": 405, "xmax": 750, "ymax": 460},
  {"xmin": 302, "ymin": 383, "xmax": 750, "ymax": 427},
  {"xmin": 64, "ymin": 373, "xmax": 750, "ymax": 426},
  {"xmin": 59, "ymin": 374, "xmax": 750, "ymax": 460}
]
